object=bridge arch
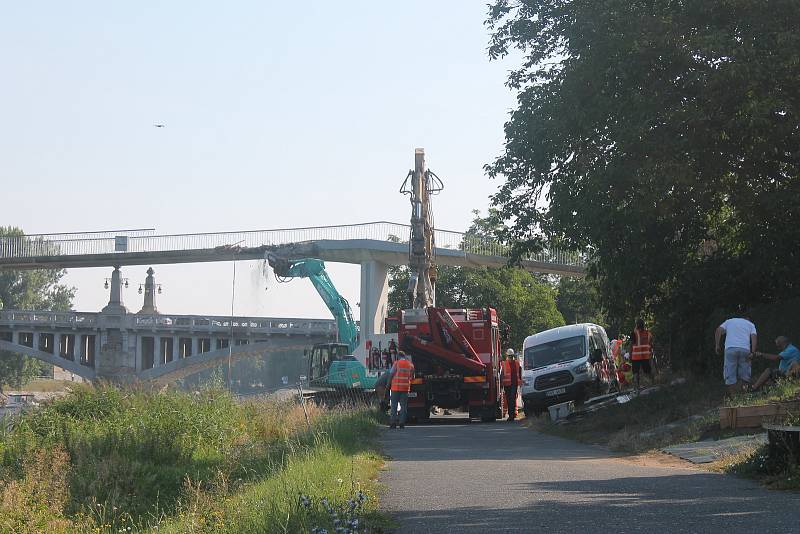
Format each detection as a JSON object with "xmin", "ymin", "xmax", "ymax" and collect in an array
[{"xmin": 0, "ymin": 339, "xmax": 96, "ymax": 381}]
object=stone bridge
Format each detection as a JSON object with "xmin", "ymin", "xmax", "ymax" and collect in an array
[{"xmin": 0, "ymin": 308, "xmax": 335, "ymax": 384}]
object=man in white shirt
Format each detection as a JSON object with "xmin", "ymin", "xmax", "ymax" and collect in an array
[{"xmin": 715, "ymin": 315, "xmax": 757, "ymax": 395}]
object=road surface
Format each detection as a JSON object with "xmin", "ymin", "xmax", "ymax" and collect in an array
[{"xmin": 379, "ymin": 417, "xmax": 798, "ymax": 533}]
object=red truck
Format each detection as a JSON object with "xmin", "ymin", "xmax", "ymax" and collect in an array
[{"xmin": 393, "ymin": 306, "xmax": 505, "ymax": 423}]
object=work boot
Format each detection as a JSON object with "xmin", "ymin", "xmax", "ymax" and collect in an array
[
  {"xmin": 389, "ymin": 423, "xmax": 397, "ymax": 429},
  {"xmin": 399, "ymin": 424, "xmax": 405, "ymax": 429}
]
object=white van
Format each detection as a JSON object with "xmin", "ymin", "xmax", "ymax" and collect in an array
[{"xmin": 520, "ymin": 323, "xmax": 617, "ymax": 416}]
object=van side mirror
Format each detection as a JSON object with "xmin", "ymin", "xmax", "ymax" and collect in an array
[{"xmin": 590, "ymin": 348, "xmax": 603, "ymax": 364}]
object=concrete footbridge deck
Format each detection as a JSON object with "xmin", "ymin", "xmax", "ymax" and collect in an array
[{"xmin": 0, "ymin": 221, "xmax": 585, "ymax": 276}]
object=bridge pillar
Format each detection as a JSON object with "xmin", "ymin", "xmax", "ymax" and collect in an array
[{"xmin": 360, "ymin": 260, "xmax": 389, "ymax": 340}]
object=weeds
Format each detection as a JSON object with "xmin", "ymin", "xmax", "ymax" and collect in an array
[{"xmin": 0, "ymin": 385, "xmax": 386, "ymax": 533}]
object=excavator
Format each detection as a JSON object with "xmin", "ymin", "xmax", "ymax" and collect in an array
[{"xmin": 265, "ymin": 254, "xmax": 378, "ymax": 394}]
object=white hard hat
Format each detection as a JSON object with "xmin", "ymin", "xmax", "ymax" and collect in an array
[{"xmin": 505, "ymin": 348, "xmax": 515, "ymax": 356}]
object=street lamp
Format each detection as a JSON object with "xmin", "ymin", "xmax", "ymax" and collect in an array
[
  {"xmin": 104, "ymin": 278, "xmax": 129, "ymax": 289},
  {"xmin": 139, "ymin": 283, "xmax": 162, "ymax": 295}
]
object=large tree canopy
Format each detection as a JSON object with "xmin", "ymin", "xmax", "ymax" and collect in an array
[
  {"xmin": 0, "ymin": 227, "xmax": 74, "ymax": 388},
  {"xmin": 486, "ymin": 1, "xmax": 800, "ymax": 365}
]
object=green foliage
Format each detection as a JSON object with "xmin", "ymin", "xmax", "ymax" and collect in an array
[
  {"xmin": 485, "ymin": 1, "xmax": 800, "ymax": 368},
  {"xmin": 0, "ymin": 226, "xmax": 75, "ymax": 389},
  {"xmin": 0, "ymin": 385, "xmax": 385, "ymax": 533},
  {"xmin": 556, "ymin": 277, "xmax": 606, "ymax": 328}
]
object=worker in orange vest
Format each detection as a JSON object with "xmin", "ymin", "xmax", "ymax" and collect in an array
[
  {"xmin": 630, "ymin": 319, "xmax": 654, "ymax": 392},
  {"xmin": 501, "ymin": 348, "xmax": 523, "ymax": 421},
  {"xmin": 387, "ymin": 351, "xmax": 415, "ymax": 429}
]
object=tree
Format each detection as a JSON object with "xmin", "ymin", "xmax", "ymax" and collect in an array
[
  {"xmin": 556, "ymin": 277, "xmax": 606, "ymax": 328},
  {"xmin": 0, "ymin": 227, "xmax": 75, "ymax": 388},
  {"xmin": 485, "ymin": 1, "xmax": 800, "ymax": 367}
]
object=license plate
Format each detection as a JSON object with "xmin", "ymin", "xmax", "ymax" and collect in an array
[
  {"xmin": 546, "ymin": 388, "xmax": 566, "ymax": 397},
  {"xmin": 407, "ymin": 392, "xmax": 417, "ymax": 398}
]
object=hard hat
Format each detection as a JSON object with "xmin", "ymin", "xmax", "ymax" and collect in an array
[{"xmin": 505, "ymin": 348, "xmax": 515, "ymax": 356}]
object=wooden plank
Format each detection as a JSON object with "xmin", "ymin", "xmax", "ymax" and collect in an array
[{"xmin": 719, "ymin": 401, "xmax": 800, "ymax": 430}]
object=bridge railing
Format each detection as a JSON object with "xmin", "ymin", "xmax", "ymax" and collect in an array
[
  {"xmin": 0, "ymin": 310, "xmax": 337, "ymax": 336},
  {"xmin": 0, "ymin": 221, "xmax": 585, "ymax": 267}
]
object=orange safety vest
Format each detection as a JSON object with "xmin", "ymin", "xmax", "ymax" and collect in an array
[
  {"xmin": 501, "ymin": 359, "xmax": 521, "ymax": 386},
  {"xmin": 631, "ymin": 329, "xmax": 653, "ymax": 361},
  {"xmin": 390, "ymin": 358, "xmax": 415, "ymax": 392}
]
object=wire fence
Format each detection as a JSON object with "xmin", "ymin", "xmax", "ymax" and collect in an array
[{"xmin": 0, "ymin": 221, "xmax": 585, "ymax": 267}]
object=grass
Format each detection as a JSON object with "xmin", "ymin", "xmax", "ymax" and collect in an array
[
  {"xmin": 3, "ymin": 378, "xmax": 76, "ymax": 393},
  {"xmin": 528, "ymin": 373, "xmax": 727, "ymax": 453},
  {"xmin": 0, "ymin": 384, "xmax": 389, "ymax": 533},
  {"xmin": 724, "ymin": 376, "xmax": 800, "ymax": 408}
]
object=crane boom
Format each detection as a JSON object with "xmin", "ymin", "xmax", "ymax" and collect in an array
[
  {"xmin": 400, "ymin": 148, "xmax": 443, "ymax": 309},
  {"xmin": 266, "ymin": 255, "xmax": 358, "ymax": 353}
]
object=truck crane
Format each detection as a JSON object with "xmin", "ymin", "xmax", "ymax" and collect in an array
[
  {"xmin": 266, "ymin": 254, "xmax": 377, "ymax": 393},
  {"xmin": 392, "ymin": 149, "xmax": 505, "ymax": 422}
]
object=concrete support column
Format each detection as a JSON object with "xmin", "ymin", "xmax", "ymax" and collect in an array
[
  {"xmin": 153, "ymin": 337, "xmax": 164, "ymax": 367},
  {"xmin": 133, "ymin": 333, "xmax": 140, "ymax": 371},
  {"xmin": 360, "ymin": 260, "xmax": 389, "ymax": 340},
  {"xmin": 55, "ymin": 332, "xmax": 62, "ymax": 357},
  {"xmin": 33, "ymin": 332, "xmax": 40, "ymax": 352},
  {"xmin": 95, "ymin": 334, "xmax": 101, "ymax": 370},
  {"xmin": 173, "ymin": 336, "xmax": 180, "ymax": 361},
  {"xmin": 74, "ymin": 334, "xmax": 83, "ymax": 362},
  {"xmin": 191, "ymin": 337, "xmax": 198, "ymax": 358},
  {"xmin": 12, "ymin": 330, "xmax": 19, "ymax": 345}
]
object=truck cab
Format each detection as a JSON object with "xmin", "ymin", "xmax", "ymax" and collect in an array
[{"xmin": 520, "ymin": 323, "xmax": 617, "ymax": 416}]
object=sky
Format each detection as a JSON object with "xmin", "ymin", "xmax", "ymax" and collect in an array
[{"xmin": 0, "ymin": 1, "xmax": 518, "ymax": 320}]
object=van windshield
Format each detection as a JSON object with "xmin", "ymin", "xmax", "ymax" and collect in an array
[{"xmin": 524, "ymin": 335, "xmax": 586, "ymax": 369}]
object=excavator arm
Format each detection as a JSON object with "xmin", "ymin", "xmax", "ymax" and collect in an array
[{"xmin": 266, "ymin": 255, "xmax": 359, "ymax": 354}]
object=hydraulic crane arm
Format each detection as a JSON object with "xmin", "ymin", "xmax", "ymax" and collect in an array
[{"xmin": 266, "ymin": 255, "xmax": 358, "ymax": 353}]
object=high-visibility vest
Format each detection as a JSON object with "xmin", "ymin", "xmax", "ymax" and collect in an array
[
  {"xmin": 631, "ymin": 329, "xmax": 653, "ymax": 361},
  {"xmin": 502, "ymin": 359, "xmax": 520, "ymax": 386},
  {"xmin": 390, "ymin": 358, "xmax": 414, "ymax": 392}
]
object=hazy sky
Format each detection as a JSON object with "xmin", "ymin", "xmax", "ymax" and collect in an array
[{"xmin": 1, "ymin": 1, "xmax": 517, "ymax": 319}]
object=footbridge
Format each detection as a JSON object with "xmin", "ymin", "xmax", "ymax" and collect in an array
[{"xmin": 0, "ymin": 221, "xmax": 584, "ymax": 274}]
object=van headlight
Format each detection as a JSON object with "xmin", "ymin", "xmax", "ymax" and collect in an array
[
  {"xmin": 573, "ymin": 363, "xmax": 590, "ymax": 374},
  {"xmin": 522, "ymin": 377, "xmax": 531, "ymax": 386}
]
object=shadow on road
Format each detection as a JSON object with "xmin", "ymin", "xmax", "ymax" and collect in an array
[{"xmin": 389, "ymin": 472, "xmax": 795, "ymax": 533}]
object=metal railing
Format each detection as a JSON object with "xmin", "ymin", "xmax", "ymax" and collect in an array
[
  {"xmin": 0, "ymin": 310, "xmax": 337, "ymax": 336},
  {"xmin": 0, "ymin": 221, "xmax": 585, "ymax": 267}
]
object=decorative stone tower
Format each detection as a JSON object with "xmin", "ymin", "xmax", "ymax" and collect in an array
[
  {"xmin": 101, "ymin": 266, "xmax": 129, "ymax": 314},
  {"xmin": 137, "ymin": 267, "xmax": 159, "ymax": 315}
]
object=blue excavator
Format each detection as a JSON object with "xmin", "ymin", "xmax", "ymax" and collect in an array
[{"xmin": 266, "ymin": 254, "xmax": 378, "ymax": 392}]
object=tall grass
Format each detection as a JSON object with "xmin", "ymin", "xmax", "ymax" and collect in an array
[{"xmin": 0, "ymin": 385, "xmax": 385, "ymax": 533}]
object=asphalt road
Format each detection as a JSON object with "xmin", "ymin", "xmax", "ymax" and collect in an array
[{"xmin": 379, "ymin": 416, "xmax": 799, "ymax": 533}]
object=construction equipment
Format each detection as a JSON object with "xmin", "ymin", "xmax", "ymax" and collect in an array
[
  {"xmin": 266, "ymin": 254, "xmax": 377, "ymax": 391},
  {"xmin": 392, "ymin": 149, "xmax": 505, "ymax": 422}
]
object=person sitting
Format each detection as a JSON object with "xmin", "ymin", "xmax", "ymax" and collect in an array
[{"xmin": 750, "ymin": 336, "xmax": 800, "ymax": 392}]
